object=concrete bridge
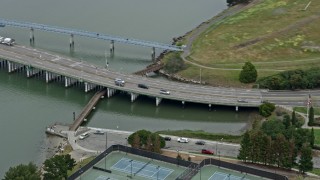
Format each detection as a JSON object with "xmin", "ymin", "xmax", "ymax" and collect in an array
[
  {"xmin": 0, "ymin": 44, "xmax": 265, "ymax": 111},
  {"xmin": 0, "ymin": 18, "xmax": 184, "ymax": 60}
]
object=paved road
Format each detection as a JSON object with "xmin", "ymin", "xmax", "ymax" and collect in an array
[
  {"xmin": 71, "ymin": 127, "xmax": 320, "ymax": 168},
  {"xmin": 0, "ymin": 44, "xmax": 262, "ymax": 107},
  {"xmin": 2, "ymin": 44, "xmax": 320, "ymax": 108},
  {"xmin": 75, "ymin": 127, "xmax": 240, "ymax": 158}
]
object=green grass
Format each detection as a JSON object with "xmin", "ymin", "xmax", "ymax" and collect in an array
[
  {"xmin": 67, "ymin": 156, "xmax": 96, "ymax": 176},
  {"xmin": 168, "ymin": 0, "xmax": 320, "ymax": 87},
  {"xmin": 310, "ymin": 168, "xmax": 320, "ymax": 176},
  {"xmin": 157, "ymin": 129, "xmax": 243, "ymax": 144},
  {"xmin": 294, "ymin": 107, "xmax": 320, "ymax": 116},
  {"xmin": 313, "ymin": 129, "xmax": 320, "ymax": 146}
]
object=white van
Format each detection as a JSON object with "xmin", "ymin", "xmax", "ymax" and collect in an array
[{"xmin": 177, "ymin": 137, "xmax": 189, "ymax": 143}]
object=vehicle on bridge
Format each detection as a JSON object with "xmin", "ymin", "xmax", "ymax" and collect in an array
[
  {"xmin": 177, "ymin": 137, "xmax": 189, "ymax": 143},
  {"xmin": 114, "ymin": 78, "xmax": 125, "ymax": 86},
  {"xmin": 0, "ymin": 36, "xmax": 15, "ymax": 46},
  {"xmin": 160, "ymin": 89, "xmax": 170, "ymax": 95},
  {"xmin": 138, "ymin": 83, "xmax": 149, "ymax": 89}
]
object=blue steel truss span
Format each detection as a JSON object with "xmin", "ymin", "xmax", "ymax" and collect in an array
[{"xmin": 0, "ymin": 18, "xmax": 183, "ymax": 51}]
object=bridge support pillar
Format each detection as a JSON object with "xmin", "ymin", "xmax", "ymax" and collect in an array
[
  {"xmin": 26, "ymin": 65, "xmax": 40, "ymax": 78},
  {"xmin": 235, "ymin": 106, "xmax": 239, "ymax": 112},
  {"xmin": 182, "ymin": 101, "xmax": 185, "ymax": 108},
  {"xmin": 130, "ymin": 93, "xmax": 139, "ymax": 102},
  {"xmin": 7, "ymin": 61, "xmax": 17, "ymax": 73},
  {"xmin": 84, "ymin": 82, "xmax": 96, "ymax": 93},
  {"xmin": 107, "ymin": 88, "xmax": 116, "ymax": 98},
  {"xmin": 209, "ymin": 104, "xmax": 212, "ymax": 111},
  {"xmin": 70, "ymin": 34, "xmax": 74, "ymax": 48},
  {"xmin": 151, "ymin": 47, "xmax": 155, "ymax": 61},
  {"xmin": 30, "ymin": 28, "xmax": 35, "ymax": 44},
  {"xmin": 110, "ymin": 40, "xmax": 115, "ymax": 55},
  {"xmin": 65, "ymin": 77, "xmax": 77, "ymax": 87},
  {"xmin": 156, "ymin": 97, "xmax": 162, "ymax": 106},
  {"xmin": 45, "ymin": 71, "xmax": 59, "ymax": 83}
]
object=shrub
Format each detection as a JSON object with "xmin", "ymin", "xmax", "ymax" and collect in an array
[{"xmin": 259, "ymin": 102, "xmax": 275, "ymax": 117}]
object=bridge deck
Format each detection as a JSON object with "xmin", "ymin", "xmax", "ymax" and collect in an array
[
  {"xmin": 69, "ymin": 89, "xmax": 107, "ymax": 131},
  {"xmin": 0, "ymin": 18, "xmax": 183, "ymax": 51}
]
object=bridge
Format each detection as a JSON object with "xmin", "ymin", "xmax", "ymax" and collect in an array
[
  {"xmin": 0, "ymin": 18, "xmax": 184, "ymax": 59},
  {"xmin": 0, "ymin": 44, "xmax": 265, "ymax": 111},
  {"xmin": 1, "ymin": 44, "xmax": 320, "ymax": 112}
]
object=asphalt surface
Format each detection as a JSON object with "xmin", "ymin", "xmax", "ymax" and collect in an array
[{"xmin": 0, "ymin": 44, "xmax": 263, "ymax": 107}]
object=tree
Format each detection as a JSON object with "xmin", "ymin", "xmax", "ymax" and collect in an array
[
  {"xmin": 299, "ymin": 144, "xmax": 313, "ymax": 173},
  {"xmin": 283, "ymin": 114, "xmax": 291, "ymax": 129},
  {"xmin": 310, "ymin": 128, "xmax": 315, "ymax": 148},
  {"xmin": 239, "ymin": 61, "xmax": 257, "ymax": 83},
  {"xmin": 132, "ymin": 133, "xmax": 141, "ymax": 148},
  {"xmin": 308, "ymin": 106, "xmax": 314, "ymax": 126},
  {"xmin": 238, "ymin": 131, "xmax": 251, "ymax": 162},
  {"xmin": 153, "ymin": 135, "xmax": 162, "ymax": 153},
  {"xmin": 292, "ymin": 111, "xmax": 297, "ymax": 126},
  {"xmin": 163, "ymin": 53, "xmax": 185, "ymax": 73},
  {"xmin": 146, "ymin": 135, "xmax": 153, "ymax": 151},
  {"xmin": 4, "ymin": 162, "xmax": 41, "ymax": 180},
  {"xmin": 128, "ymin": 130, "xmax": 165, "ymax": 151},
  {"xmin": 261, "ymin": 119, "xmax": 285, "ymax": 139},
  {"xmin": 259, "ymin": 102, "xmax": 275, "ymax": 117},
  {"xmin": 43, "ymin": 154, "xmax": 76, "ymax": 180}
]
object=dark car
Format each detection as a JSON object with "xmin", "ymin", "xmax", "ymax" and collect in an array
[
  {"xmin": 138, "ymin": 84, "xmax": 149, "ymax": 89},
  {"xmin": 195, "ymin": 141, "xmax": 205, "ymax": 145},
  {"xmin": 93, "ymin": 130, "xmax": 105, "ymax": 135},
  {"xmin": 164, "ymin": 137, "xmax": 171, "ymax": 141},
  {"xmin": 201, "ymin": 149, "xmax": 214, "ymax": 155}
]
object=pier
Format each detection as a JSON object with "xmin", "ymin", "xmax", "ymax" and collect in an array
[{"xmin": 69, "ymin": 89, "xmax": 107, "ymax": 131}]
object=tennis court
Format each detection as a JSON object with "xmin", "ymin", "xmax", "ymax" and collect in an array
[
  {"xmin": 209, "ymin": 172, "xmax": 249, "ymax": 180},
  {"xmin": 191, "ymin": 165, "xmax": 262, "ymax": 180},
  {"xmin": 95, "ymin": 175, "xmax": 117, "ymax": 180},
  {"xmin": 111, "ymin": 157, "xmax": 173, "ymax": 180},
  {"xmin": 79, "ymin": 151, "xmax": 186, "ymax": 180}
]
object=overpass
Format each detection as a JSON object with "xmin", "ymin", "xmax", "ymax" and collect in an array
[
  {"xmin": 0, "ymin": 18, "xmax": 184, "ymax": 59},
  {"xmin": 0, "ymin": 44, "xmax": 264, "ymax": 111}
]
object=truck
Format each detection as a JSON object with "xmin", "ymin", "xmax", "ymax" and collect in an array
[{"xmin": 0, "ymin": 36, "xmax": 15, "ymax": 46}]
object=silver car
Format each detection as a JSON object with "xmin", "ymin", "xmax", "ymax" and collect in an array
[{"xmin": 160, "ymin": 89, "xmax": 170, "ymax": 95}]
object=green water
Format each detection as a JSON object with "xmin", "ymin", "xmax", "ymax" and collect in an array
[{"xmin": 0, "ymin": 0, "xmax": 253, "ymax": 176}]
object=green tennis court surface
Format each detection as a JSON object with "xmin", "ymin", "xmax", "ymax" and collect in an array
[
  {"xmin": 209, "ymin": 172, "xmax": 249, "ymax": 180},
  {"xmin": 80, "ymin": 151, "xmax": 186, "ymax": 180},
  {"xmin": 111, "ymin": 157, "xmax": 173, "ymax": 180}
]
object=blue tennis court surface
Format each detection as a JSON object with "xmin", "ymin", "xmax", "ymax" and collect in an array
[
  {"xmin": 209, "ymin": 172, "xmax": 249, "ymax": 180},
  {"xmin": 111, "ymin": 158, "xmax": 173, "ymax": 180},
  {"xmin": 95, "ymin": 175, "xmax": 117, "ymax": 180}
]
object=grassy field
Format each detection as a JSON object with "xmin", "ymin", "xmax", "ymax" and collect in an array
[
  {"xmin": 173, "ymin": 0, "xmax": 320, "ymax": 87},
  {"xmin": 313, "ymin": 129, "xmax": 320, "ymax": 146},
  {"xmin": 294, "ymin": 107, "xmax": 320, "ymax": 116}
]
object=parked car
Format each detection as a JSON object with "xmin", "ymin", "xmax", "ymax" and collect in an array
[
  {"xmin": 195, "ymin": 141, "xmax": 205, "ymax": 145},
  {"xmin": 79, "ymin": 132, "xmax": 90, "ymax": 140},
  {"xmin": 201, "ymin": 149, "xmax": 214, "ymax": 155},
  {"xmin": 160, "ymin": 89, "xmax": 170, "ymax": 95},
  {"xmin": 138, "ymin": 83, "xmax": 149, "ymax": 89},
  {"xmin": 93, "ymin": 130, "xmax": 105, "ymax": 135},
  {"xmin": 164, "ymin": 137, "xmax": 171, "ymax": 141},
  {"xmin": 114, "ymin": 78, "xmax": 125, "ymax": 86},
  {"xmin": 177, "ymin": 137, "xmax": 189, "ymax": 143}
]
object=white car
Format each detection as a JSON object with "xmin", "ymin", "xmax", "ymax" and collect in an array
[
  {"xmin": 79, "ymin": 132, "xmax": 90, "ymax": 140},
  {"xmin": 160, "ymin": 89, "xmax": 170, "ymax": 95},
  {"xmin": 114, "ymin": 78, "xmax": 125, "ymax": 86},
  {"xmin": 177, "ymin": 137, "xmax": 189, "ymax": 143}
]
